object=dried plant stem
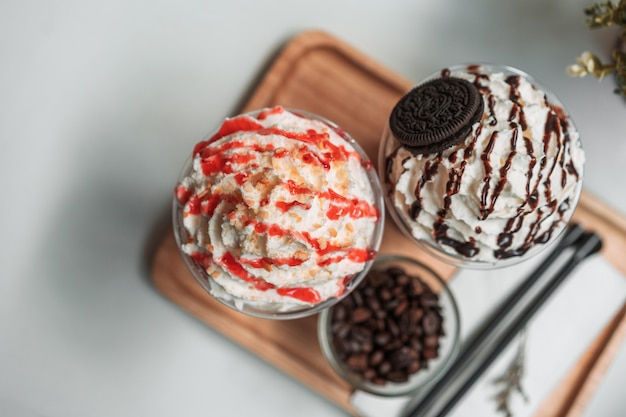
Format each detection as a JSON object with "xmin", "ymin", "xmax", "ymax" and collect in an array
[{"xmin": 492, "ymin": 328, "xmax": 529, "ymax": 417}]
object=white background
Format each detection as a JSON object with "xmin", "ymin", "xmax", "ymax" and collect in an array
[{"xmin": 1, "ymin": 1, "xmax": 626, "ymax": 416}]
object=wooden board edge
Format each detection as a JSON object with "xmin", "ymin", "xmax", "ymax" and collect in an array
[
  {"xmin": 244, "ymin": 30, "xmax": 413, "ymax": 112},
  {"xmin": 578, "ymin": 191, "xmax": 626, "ymax": 234},
  {"xmin": 565, "ymin": 304, "xmax": 626, "ymax": 417}
]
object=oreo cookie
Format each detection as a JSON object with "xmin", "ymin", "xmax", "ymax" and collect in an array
[{"xmin": 389, "ymin": 77, "xmax": 484, "ymax": 154}]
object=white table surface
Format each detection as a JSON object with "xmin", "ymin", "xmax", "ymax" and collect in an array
[{"xmin": 2, "ymin": 1, "xmax": 626, "ymax": 416}]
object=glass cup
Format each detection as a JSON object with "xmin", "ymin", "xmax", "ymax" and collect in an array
[
  {"xmin": 173, "ymin": 107, "xmax": 384, "ymax": 319},
  {"xmin": 318, "ymin": 254, "xmax": 461, "ymax": 396},
  {"xmin": 379, "ymin": 64, "xmax": 585, "ymax": 269}
]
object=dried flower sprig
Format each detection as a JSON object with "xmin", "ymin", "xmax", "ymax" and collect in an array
[
  {"xmin": 568, "ymin": 0, "xmax": 626, "ymax": 96},
  {"xmin": 584, "ymin": 0, "xmax": 626, "ymax": 28},
  {"xmin": 568, "ymin": 51, "xmax": 617, "ymax": 79},
  {"xmin": 492, "ymin": 330, "xmax": 529, "ymax": 417}
]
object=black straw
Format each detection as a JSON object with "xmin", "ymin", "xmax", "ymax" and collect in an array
[
  {"xmin": 433, "ymin": 231, "xmax": 602, "ymax": 417},
  {"xmin": 403, "ymin": 224, "xmax": 600, "ymax": 417}
]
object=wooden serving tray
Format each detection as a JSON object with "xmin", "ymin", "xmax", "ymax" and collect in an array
[{"xmin": 151, "ymin": 30, "xmax": 626, "ymax": 417}]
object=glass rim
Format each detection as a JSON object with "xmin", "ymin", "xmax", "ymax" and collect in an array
[
  {"xmin": 172, "ymin": 106, "xmax": 385, "ymax": 319},
  {"xmin": 379, "ymin": 63, "xmax": 585, "ymax": 270}
]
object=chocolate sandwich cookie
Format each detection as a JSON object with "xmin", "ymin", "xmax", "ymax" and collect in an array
[{"xmin": 389, "ymin": 77, "xmax": 484, "ymax": 154}]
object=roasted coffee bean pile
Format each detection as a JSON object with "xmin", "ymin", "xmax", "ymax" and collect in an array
[{"xmin": 329, "ymin": 265, "xmax": 444, "ymax": 385}]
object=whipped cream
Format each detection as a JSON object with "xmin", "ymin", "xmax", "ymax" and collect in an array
[
  {"xmin": 385, "ymin": 65, "xmax": 585, "ymax": 263},
  {"xmin": 175, "ymin": 107, "xmax": 381, "ymax": 308}
]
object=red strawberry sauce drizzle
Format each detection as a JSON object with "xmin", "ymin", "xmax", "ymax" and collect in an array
[{"xmin": 176, "ymin": 107, "xmax": 379, "ymax": 303}]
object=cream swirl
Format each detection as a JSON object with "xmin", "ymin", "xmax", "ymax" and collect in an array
[
  {"xmin": 176, "ymin": 107, "xmax": 381, "ymax": 306},
  {"xmin": 385, "ymin": 66, "xmax": 584, "ymax": 263}
]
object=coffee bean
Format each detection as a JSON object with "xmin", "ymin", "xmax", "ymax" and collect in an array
[
  {"xmin": 365, "ymin": 296, "xmax": 381, "ymax": 311},
  {"xmin": 333, "ymin": 304, "xmax": 347, "ymax": 322},
  {"xmin": 331, "ymin": 322, "xmax": 350, "ymax": 339},
  {"xmin": 394, "ymin": 300, "xmax": 409, "ymax": 317},
  {"xmin": 410, "ymin": 336, "xmax": 423, "ymax": 352},
  {"xmin": 375, "ymin": 318, "xmax": 386, "ymax": 331},
  {"xmin": 342, "ymin": 296, "xmax": 355, "ymax": 310},
  {"xmin": 397, "ymin": 273, "xmax": 410, "ymax": 287},
  {"xmin": 420, "ymin": 292, "xmax": 440, "ymax": 308},
  {"xmin": 352, "ymin": 307, "xmax": 372, "ymax": 323},
  {"xmin": 374, "ymin": 318, "xmax": 385, "ymax": 332},
  {"xmin": 368, "ymin": 270, "xmax": 388, "ymax": 287},
  {"xmin": 384, "ymin": 339, "xmax": 403, "ymax": 352},
  {"xmin": 333, "ymin": 338, "xmax": 350, "ymax": 358},
  {"xmin": 352, "ymin": 326, "xmax": 372, "ymax": 343},
  {"xmin": 363, "ymin": 368, "xmax": 377, "ymax": 381},
  {"xmin": 385, "ymin": 299, "xmax": 401, "ymax": 311},
  {"xmin": 370, "ymin": 350, "xmax": 385, "ymax": 367},
  {"xmin": 390, "ymin": 346, "xmax": 416, "ymax": 369},
  {"xmin": 424, "ymin": 334, "xmax": 440, "ymax": 348},
  {"xmin": 414, "ymin": 325, "xmax": 424, "ymax": 338},
  {"xmin": 422, "ymin": 348, "xmax": 439, "ymax": 360},
  {"xmin": 374, "ymin": 331, "xmax": 391, "ymax": 346},
  {"xmin": 392, "ymin": 285, "xmax": 406, "ymax": 298},
  {"xmin": 388, "ymin": 370, "xmax": 409, "ymax": 383},
  {"xmin": 347, "ymin": 353, "xmax": 369, "ymax": 371},
  {"xmin": 379, "ymin": 287, "xmax": 392, "ymax": 301},
  {"xmin": 328, "ymin": 263, "xmax": 446, "ymax": 387},
  {"xmin": 353, "ymin": 291, "xmax": 364, "ymax": 306},
  {"xmin": 411, "ymin": 278, "xmax": 425, "ymax": 296},
  {"xmin": 410, "ymin": 307, "xmax": 424, "ymax": 325},
  {"xmin": 363, "ymin": 286, "xmax": 375, "ymax": 297},
  {"xmin": 372, "ymin": 377, "xmax": 387, "ymax": 386},
  {"xmin": 399, "ymin": 311, "xmax": 412, "ymax": 334},
  {"xmin": 408, "ymin": 360, "xmax": 422, "ymax": 374},
  {"xmin": 374, "ymin": 308, "xmax": 387, "ymax": 319},
  {"xmin": 386, "ymin": 317, "xmax": 401, "ymax": 338},
  {"xmin": 423, "ymin": 312, "xmax": 442, "ymax": 335},
  {"xmin": 378, "ymin": 361, "xmax": 392, "ymax": 375}
]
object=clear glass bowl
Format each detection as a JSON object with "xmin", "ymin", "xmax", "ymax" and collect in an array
[
  {"xmin": 172, "ymin": 107, "xmax": 384, "ymax": 319},
  {"xmin": 379, "ymin": 63, "xmax": 585, "ymax": 269},
  {"xmin": 318, "ymin": 254, "xmax": 461, "ymax": 397}
]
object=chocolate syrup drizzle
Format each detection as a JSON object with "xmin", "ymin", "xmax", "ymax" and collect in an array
[{"xmin": 388, "ymin": 67, "xmax": 581, "ymax": 260}]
